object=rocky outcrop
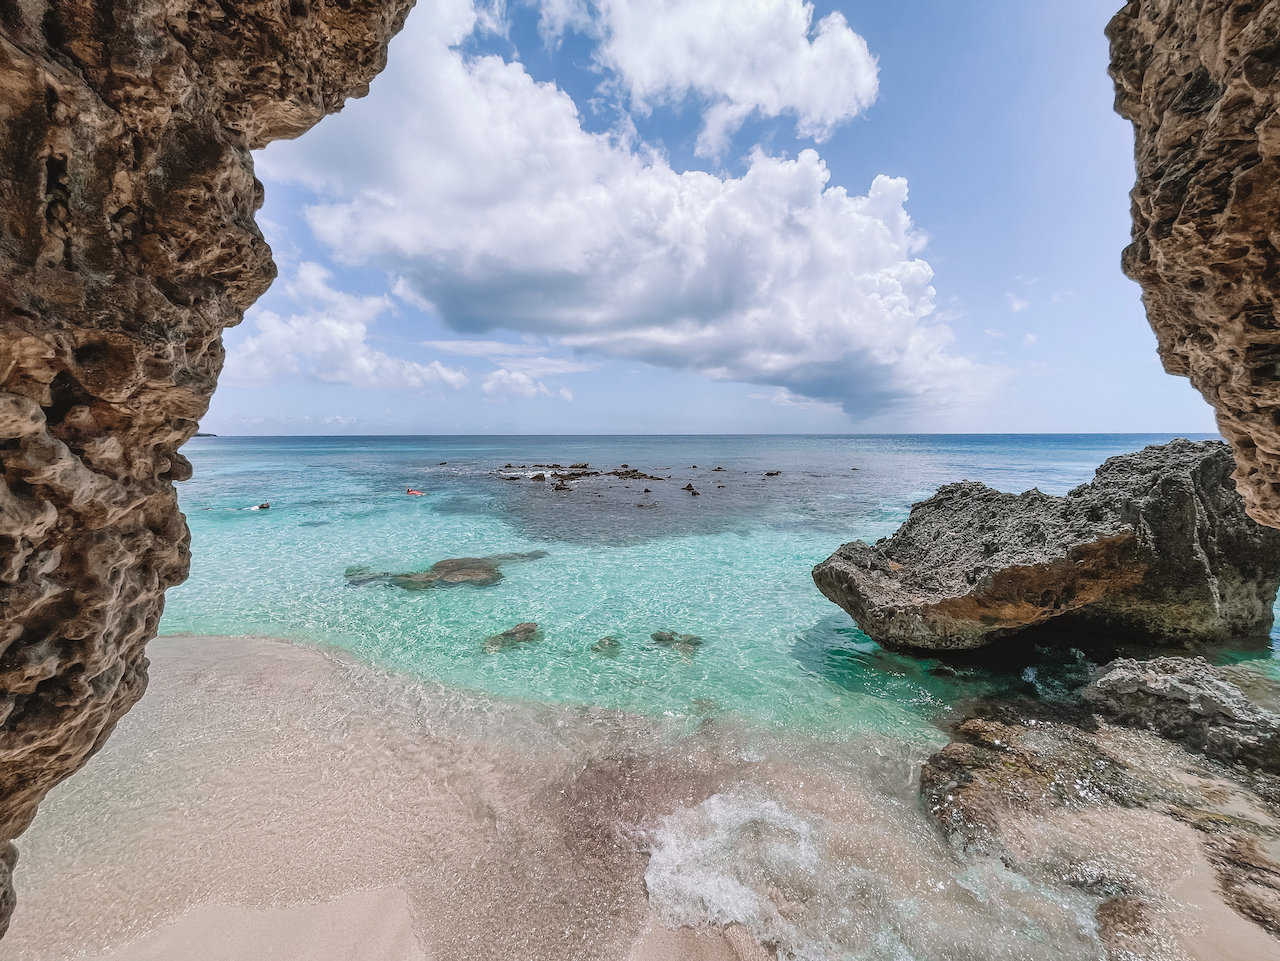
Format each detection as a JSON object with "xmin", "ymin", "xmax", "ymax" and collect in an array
[
  {"xmin": 0, "ymin": 0, "xmax": 414, "ymax": 936},
  {"xmin": 812, "ymin": 439, "xmax": 1280, "ymax": 650},
  {"xmin": 1084, "ymin": 655, "xmax": 1280, "ymax": 772},
  {"xmin": 921, "ymin": 703, "xmax": 1280, "ymax": 948},
  {"xmin": 1108, "ymin": 2, "xmax": 1280, "ymax": 528}
]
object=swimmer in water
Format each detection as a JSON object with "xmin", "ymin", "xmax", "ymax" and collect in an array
[{"xmin": 406, "ymin": 488, "xmax": 425, "ymax": 496}]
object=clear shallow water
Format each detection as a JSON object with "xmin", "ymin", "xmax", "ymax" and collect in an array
[
  {"xmin": 21, "ymin": 433, "xmax": 1280, "ymax": 961},
  {"xmin": 162, "ymin": 433, "xmax": 1241, "ymax": 740}
]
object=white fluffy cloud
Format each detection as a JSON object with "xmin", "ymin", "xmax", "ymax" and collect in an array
[
  {"xmin": 421, "ymin": 339, "xmax": 585, "ymax": 399},
  {"xmin": 224, "ymin": 263, "xmax": 468, "ymax": 391},
  {"xmin": 255, "ymin": 0, "xmax": 990, "ymax": 420},
  {"xmin": 482, "ymin": 368, "xmax": 574, "ymax": 400},
  {"xmin": 542, "ymin": 0, "xmax": 879, "ymax": 157}
]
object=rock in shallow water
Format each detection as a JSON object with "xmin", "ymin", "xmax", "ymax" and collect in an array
[
  {"xmin": 1084, "ymin": 656, "xmax": 1280, "ymax": 774},
  {"xmin": 920, "ymin": 702, "xmax": 1280, "ymax": 951},
  {"xmin": 484, "ymin": 622, "xmax": 541, "ymax": 653},
  {"xmin": 812, "ymin": 439, "xmax": 1280, "ymax": 651},
  {"xmin": 346, "ymin": 551, "xmax": 549, "ymax": 589}
]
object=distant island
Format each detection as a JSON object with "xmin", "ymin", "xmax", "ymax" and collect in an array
[{"xmin": 194, "ymin": 432, "xmax": 218, "ymax": 437}]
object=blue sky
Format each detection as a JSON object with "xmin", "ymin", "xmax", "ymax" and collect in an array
[{"xmin": 204, "ymin": 0, "xmax": 1218, "ymax": 435}]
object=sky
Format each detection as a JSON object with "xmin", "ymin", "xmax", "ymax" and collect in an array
[{"xmin": 202, "ymin": 0, "xmax": 1220, "ymax": 436}]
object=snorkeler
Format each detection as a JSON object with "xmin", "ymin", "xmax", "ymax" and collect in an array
[{"xmin": 406, "ymin": 488, "xmax": 425, "ymax": 495}]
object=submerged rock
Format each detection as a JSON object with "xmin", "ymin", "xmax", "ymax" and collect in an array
[
  {"xmin": 1083, "ymin": 656, "xmax": 1280, "ymax": 774},
  {"xmin": 812, "ymin": 440, "xmax": 1280, "ymax": 651},
  {"xmin": 347, "ymin": 551, "xmax": 549, "ymax": 590},
  {"xmin": 591, "ymin": 636, "xmax": 621, "ymax": 655},
  {"xmin": 484, "ymin": 622, "xmax": 541, "ymax": 653},
  {"xmin": 651, "ymin": 631, "xmax": 703, "ymax": 654}
]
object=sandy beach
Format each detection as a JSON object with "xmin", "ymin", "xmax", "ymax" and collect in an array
[
  {"xmin": 6, "ymin": 635, "xmax": 1278, "ymax": 961},
  {"xmin": 2, "ymin": 636, "xmax": 818, "ymax": 960}
]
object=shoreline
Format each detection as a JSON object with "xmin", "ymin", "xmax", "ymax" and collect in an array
[
  {"xmin": 7, "ymin": 634, "xmax": 1280, "ymax": 961},
  {"xmin": 3, "ymin": 635, "xmax": 789, "ymax": 961}
]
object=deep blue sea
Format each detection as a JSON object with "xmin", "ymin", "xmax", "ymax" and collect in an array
[{"xmin": 163, "ymin": 433, "xmax": 1255, "ymax": 741}]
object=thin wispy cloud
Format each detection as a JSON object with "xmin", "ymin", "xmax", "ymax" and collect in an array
[{"xmin": 422, "ymin": 340, "xmax": 599, "ymax": 378}]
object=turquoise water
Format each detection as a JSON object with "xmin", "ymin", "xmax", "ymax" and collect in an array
[{"xmin": 163, "ymin": 433, "xmax": 1232, "ymax": 742}]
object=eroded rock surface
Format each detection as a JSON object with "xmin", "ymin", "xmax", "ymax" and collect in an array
[
  {"xmin": 922, "ymin": 703, "xmax": 1280, "ymax": 953},
  {"xmin": 0, "ymin": 0, "xmax": 414, "ymax": 936},
  {"xmin": 1085, "ymin": 655, "xmax": 1280, "ymax": 773},
  {"xmin": 1108, "ymin": 2, "xmax": 1280, "ymax": 528},
  {"xmin": 812, "ymin": 440, "xmax": 1280, "ymax": 650}
]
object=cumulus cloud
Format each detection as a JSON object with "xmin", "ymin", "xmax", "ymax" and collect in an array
[
  {"xmin": 1005, "ymin": 293, "xmax": 1029, "ymax": 313},
  {"xmin": 224, "ymin": 263, "xmax": 469, "ymax": 391},
  {"xmin": 256, "ymin": 0, "xmax": 992, "ymax": 420},
  {"xmin": 537, "ymin": 0, "xmax": 878, "ymax": 157},
  {"xmin": 482, "ymin": 368, "xmax": 574, "ymax": 400}
]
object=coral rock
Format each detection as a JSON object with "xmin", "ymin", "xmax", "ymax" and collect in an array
[
  {"xmin": 0, "ymin": 0, "xmax": 415, "ymax": 937},
  {"xmin": 1084, "ymin": 655, "xmax": 1280, "ymax": 772},
  {"xmin": 812, "ymin": 440, "xmax": 1280, "ymax": 650},
  {"xmin": 1108, "ymin": 1, "xmax": 1280, "ymax": 528}
]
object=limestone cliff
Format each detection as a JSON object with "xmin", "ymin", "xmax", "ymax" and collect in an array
[
  {"xmin": 1108, "ymin": 1, "xmax": 1280, "ymax": 527},
  {"xmin": 0, "ymin": 0, "xmax": 414, "ymax": 935}
]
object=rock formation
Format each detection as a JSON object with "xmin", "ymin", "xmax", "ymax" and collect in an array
[
  {"xmin": 484, "ymin": 621, "xmax": 540, "ymax": 653},
  {"xmin": 921, "ymin": 700, "xmax": 1280, "ymax": 948},
  {"xmin": 345, "ymin": 551, "xmax": 550, "ymax": 589},
  {"xmin": 1084, "ymin": 655, "xmax": 1280, "ymax": 772},
  {"xmin": 1108, "ymin": 1, "xmax": 1280, "ymax": 528},
  {"xmin": 812, "ymin": 439, "xmax": 1280, "ymax": 650},
  {"xmin": 0, "ymin": 0, "xmax": 414, "ymax": 935}
]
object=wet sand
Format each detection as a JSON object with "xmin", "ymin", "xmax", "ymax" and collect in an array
[{"xmin": 6, "ymin": 635, "xmax": 1278, "ymax": 961}]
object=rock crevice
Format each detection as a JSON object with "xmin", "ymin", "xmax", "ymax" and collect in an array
[{"xmin": 0, "ymin": 0, "xmax": 414, "ymax": 935}]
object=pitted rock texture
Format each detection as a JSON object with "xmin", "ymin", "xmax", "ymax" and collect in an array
[
  {"xmin": 1108, "ymin": 2, "xmax": 1280, "ymax": 528},
  {"xmin": 1084, "ymin": 655, "xmax": 1280, "ymax": 772},
  {"xmin": 921, "ymin": 703, "xmax": 1280, "ymax": 949},
  {"xmin": 0, "ymin": 0, "xmax": 413, "ymax": 937},
  {"xmin": 812, "ymin": 439, "xmax": 1280, "ymax": 651}
]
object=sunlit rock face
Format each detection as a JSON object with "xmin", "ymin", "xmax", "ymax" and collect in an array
[
  {"xmin": 0, "ymin": 0, "xmax": 414, "ymax": 935},
  {"xmin": 1108, "ymin": 1, "xmax": 1280, "ymax": 528},
  {"xmin": 812, "ymin": 440, "xmax": 1280, "ymax": 651}
]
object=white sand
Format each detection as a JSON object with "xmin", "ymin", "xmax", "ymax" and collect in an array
[
  {"xmin": 7, "ymin": 634, "xmax": 1279, "ymax": 961},
  {"xmin": 83, "ymin": 888, "xmax": 427, "ymax": 961}
]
